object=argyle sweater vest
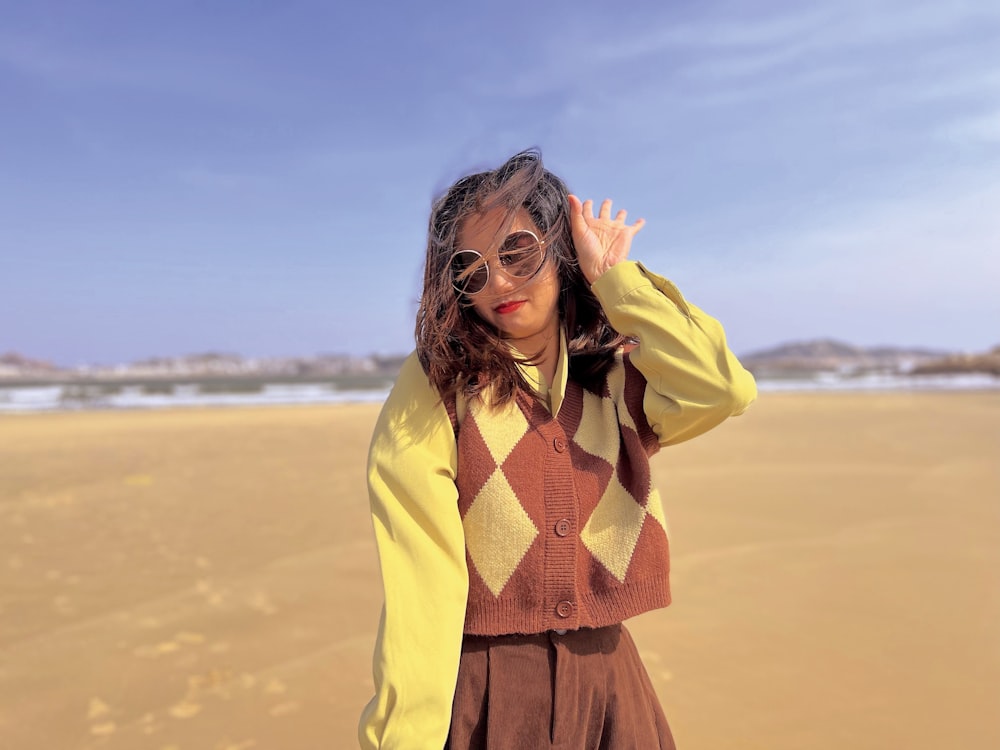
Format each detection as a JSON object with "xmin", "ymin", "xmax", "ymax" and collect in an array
[{"xmin": 450, "ymin": 351, "xmax": 672, "ymax": 636}]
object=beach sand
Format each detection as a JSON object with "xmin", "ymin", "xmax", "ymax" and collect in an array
[{"xmin": 1, "ymin": 393, "xmax": 997, "ymax": 749}]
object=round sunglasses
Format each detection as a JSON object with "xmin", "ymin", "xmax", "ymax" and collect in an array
[{"xmin": 450, "ymin": 230, "xmax": 547, "ymax": 296}]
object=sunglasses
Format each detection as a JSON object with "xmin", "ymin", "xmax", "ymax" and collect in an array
[{"xmin": 450, "ymin": 230, "xmax": 547, "ymax": 297}]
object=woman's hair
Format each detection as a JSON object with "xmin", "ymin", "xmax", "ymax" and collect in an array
[{"xmin": 416, "ymin": 149, "xmax": 627, "ymax": 406}]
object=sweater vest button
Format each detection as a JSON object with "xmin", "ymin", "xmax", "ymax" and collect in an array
[
  {"xmin": 555, "ymin": 600, "xmax": 573, "ymax": 618},
  {"xmin": 553, "ymin": 437, "xmax": 567, "ymax": 452},
  {"xmin": 554, "ymin": 518, "xmax": 571, "ymax": 537}
]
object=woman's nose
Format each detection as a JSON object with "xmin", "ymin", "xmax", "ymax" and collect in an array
[{"xmin": 485, "ymin": 261, "xmax": 517, "ymax": 294}]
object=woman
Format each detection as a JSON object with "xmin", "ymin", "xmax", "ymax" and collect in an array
[{"xmin": 359, "ymin": 150, "xmax": 756, "ymax": 749}]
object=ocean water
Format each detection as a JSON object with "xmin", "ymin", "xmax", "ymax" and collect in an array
[
  {"xmin": 0, "ymin": 382, "xmax": 393, "ymax": 413},
  {"xmin": 1, "ymin": 373, "xmax": 997, "ymax": 413},
  {"xmin": 755, "ymin": 372, "xmax": 1000, "ymax": 392}
]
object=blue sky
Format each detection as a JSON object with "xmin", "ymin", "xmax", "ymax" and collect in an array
[{"xmin": 2, "ymin": 0, "xmax": 998, "ymax": 366}]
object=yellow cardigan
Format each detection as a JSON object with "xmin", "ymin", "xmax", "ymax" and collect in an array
[{"xmin": 358, "ymin": 261, "xmax": 757, "ymax": 749}]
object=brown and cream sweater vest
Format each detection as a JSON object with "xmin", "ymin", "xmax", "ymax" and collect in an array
[{"xmin": 450, "ymin": 351, "xmax": 671, "ymax": 636}]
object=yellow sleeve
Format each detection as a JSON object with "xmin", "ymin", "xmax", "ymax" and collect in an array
[
  {"xmin": 358, "ymin": 353, "xmax": 469, "ymax": 749},
  {"xmin": 591, "ymin": 261, "xmax": 757, "ymax": 446}
]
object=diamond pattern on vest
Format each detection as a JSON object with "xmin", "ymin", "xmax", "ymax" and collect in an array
[
  {"xmin": 645, "ymin": 487, "xmax": 667, "ymax": 530},
  {"xmin": 604, "ymin": 355, "xmax": 639, "ymax": 434},
  {"xmin": 571, "ymin": 388, "xmax": 620, "ymax": 460},
  {"xmin": 453, "ymin": 351, "xmax": 673, "ymax": 635},
  {"xmin": 463, "ymin": 470, "xmax": 539, "ymax": 596},
  {"xmin": 580, "ymin": 475, "xmax": 648, "ymax": 582},
  {"xmin": 460, "ymin": 397, "xmax": 539, "ymax": 597},
  {"xmin": 571, "ymin": 374, "xmax": 665, "ymax": 584}
]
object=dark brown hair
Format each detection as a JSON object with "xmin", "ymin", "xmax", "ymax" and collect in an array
[{"xmin": 416, "ymin": 149, "xmax": 627, "ymax": 406}]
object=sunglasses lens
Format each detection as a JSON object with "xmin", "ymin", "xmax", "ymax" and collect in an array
[
  {"xmin": 451, "ymin": 250, "xmax": 489, "ymax": 295},
  {"xmin": 451, "ymin": 231, "xmax": 544, "ymax": 296},
  {"xmin": 498, "ymin": 231, "xmax": 544, "ymax": 278}
]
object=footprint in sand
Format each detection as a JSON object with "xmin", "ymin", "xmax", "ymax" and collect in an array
[
  {"xmin": 268, "ymin": 701, "xmax": 300, "ymax": 717},
  {"xmin": 133, "ymin": 641, "xmax": 181, "ymax": 658},
  {"xmin": 87, "ymin": 698, "xmax": 111, "ymax": 720},
  {"xmin": 90, "ymin": 722, "xmax": 117, "ymax": 736},
  {"xmin": 35, "ymin": 490, "xmax": 76, "ymax": 507},
  {"xmin": 247, "ymin": 591, "xmax": 277, "ymax": 615},
  {"xmin": 263, "ymin": 679, "xmax": 287, "ymax": 695},
  {"xmin": 139, "ymin": 713, "xmax": 163, "ymax": 735},
  {"xmin": 195, "ymin": 579, "xmax": 227, "ymax": 607},
  {"xmin": 169, "ymin": 701, "xmax": 202, "ymax": 719},
  {"xmin": 86, "ymin": 698, "xmax": 117, "ymax": 736},
  {"xmin": 187, "ymin": 668, "xmax": 234, "ymax": 693},
  {"xmin": 52, "ymin": 595, "xmax": 76, "ymax": 616}
]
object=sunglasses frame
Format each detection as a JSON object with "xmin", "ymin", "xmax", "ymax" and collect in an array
[{"xmin": 449, "ymin": 229, "xmax": 547, "ymax": 297}]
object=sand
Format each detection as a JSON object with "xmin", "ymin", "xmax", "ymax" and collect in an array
[{"xmin": 0, "ymin": 392, "xmax": 997, "ymax": 749}]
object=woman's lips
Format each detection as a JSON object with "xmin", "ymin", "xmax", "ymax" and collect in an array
[{"xmin": 494, "ymin": 300, "xmax": 526, "ymax": 314}]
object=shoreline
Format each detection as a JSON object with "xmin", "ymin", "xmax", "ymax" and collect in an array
[{"xmin": 2, "ymin": 372, "xmax": 998, "ymax": 414}]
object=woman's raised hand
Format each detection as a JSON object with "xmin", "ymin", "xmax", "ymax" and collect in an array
[{"xmin": 567, "ymin": 194, "xmax": 645, "ymax": 285}]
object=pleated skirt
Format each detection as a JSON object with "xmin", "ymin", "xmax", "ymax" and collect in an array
[{"xmin": 446, "ymin": 623, "xmax": 676, "ymax": 750}]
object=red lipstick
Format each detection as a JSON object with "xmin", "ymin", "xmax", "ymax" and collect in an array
[{"xmin": 495, "ymin": 300, "xmax": 526, "ymax": 314}]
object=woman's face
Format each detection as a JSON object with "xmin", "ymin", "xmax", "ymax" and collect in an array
[{"xmin": 456, "ymin": 207, "xmax": 561, "ymax": 351}]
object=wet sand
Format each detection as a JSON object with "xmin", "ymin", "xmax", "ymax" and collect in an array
[{"xmin": 1, "ymin": 393, "xmax": 998, "ymax": 749}]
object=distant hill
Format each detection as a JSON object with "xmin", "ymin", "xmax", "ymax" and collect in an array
[
  {"xmin": 910, "ymin": 346, "xmax": 1000, "ymax": 376},
  {"xmin": 2, "ymin": 340, "xmax": 997, "ymax": 384},
  {"xmin": 0, "ymin": 350, "xmax": 408, "ymax": 385},
  {"xmin": 0, "ymin": 351, "xmax": 60, "ymax": 378},
  {"xmin": 740, "ymin": 339, "xmax": 952, "ymax": 377}
]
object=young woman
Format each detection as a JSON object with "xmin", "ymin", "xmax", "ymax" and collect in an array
[{"xmin": 359, "ymin": 150, "xmax": 756, "ymax": 749}]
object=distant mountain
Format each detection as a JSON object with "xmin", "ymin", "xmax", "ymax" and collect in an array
[
  {"xmin": 740, "ymin": 338, "xmax": 952, "ymax": 377},
  {"xmin": 744, "ymin": 339, "xmax": 868, "ymax": 359},
  {"xmin": 0, "ymin": 350, "xmax": 407, "ymax": 383},
  {"xmin": 910, "ymin": 345, "xmax": 1000, "ymax": 376},
  {"xmin": 2, "ymin": 340, "xmax": 996, "ymax": 384},
  {"xmin": 0, "ymin": 351, "xmax": 60, "ymax": 377}
]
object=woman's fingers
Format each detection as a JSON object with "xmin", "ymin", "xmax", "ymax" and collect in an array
[
  {"xmin": 569, "ymin": 194, "xmax": 643, "ymax": 229},
  {"xmin": 569, "ymin": 195, "xmax": 596, "ymax": 220},
  {"xmin": 567, "ymin": 194, "xmax": 586, "ymax": 230}
]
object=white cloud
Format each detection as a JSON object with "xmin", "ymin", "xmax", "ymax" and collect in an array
[
  {"xmin": 670, "ymin": 175, "xmax": 1000, "ymax": 350},
  {"xmin": 938, "ymin": 111, "xmax": 1000, "ymax": 145},
  {"xmin": 593, "ymin": 8, "xmax": 833, "ymax": 60}
]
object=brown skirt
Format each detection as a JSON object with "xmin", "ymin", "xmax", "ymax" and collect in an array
[{"xmin": 446, "ymin": 624, "xmax": 676, "ymax": 750}]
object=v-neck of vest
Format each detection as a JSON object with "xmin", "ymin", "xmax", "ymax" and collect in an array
[{"xmin": 510, "ymin": 329, "xmax": 569, "ymax": 417}]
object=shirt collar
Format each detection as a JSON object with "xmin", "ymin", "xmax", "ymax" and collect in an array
[{"xmin": 513, "ymin": 328, "xmax": 568, "ymax": 416}]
